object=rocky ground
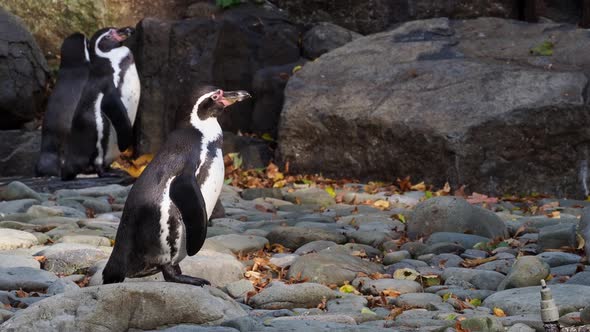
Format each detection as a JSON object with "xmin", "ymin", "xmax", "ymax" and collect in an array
[{"xmin": 0, "ymin": 179, "xmax": 589, "ymax": 331}]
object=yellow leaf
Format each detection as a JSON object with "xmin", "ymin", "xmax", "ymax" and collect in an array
[
  {"xmin": 261, "ymin": 133, "xmax": 274, "ymax": 142},
  {"xmin": 577, "ymin": 233, "xmax": 586, "ymax": 250},
  {"xmin": 410, "ymin": 182, "xmax": 426, "ymax": 191},
  {"xmin": 394, "ymin": 214, "xmax": 406, "ymax": 223},
  {"xmin": 373, "ymin": 200, "xmax": 390, "ymax": 210},
  {"xmin": 469, "ymin": 298, "xmax": 482, "ymax": 306},
  {"xmin": 325, "ymin": 186, "xmax": 336, "ymax": 198},
  {"xmin": 442, "ymin": 293, "xmax": 453, "ymax": 302},
  {"xmin": 273, "ymin": 180, "xmax": 287, "ymax": 188},
  {"xmin": 360, "ymin": 307, "xmax": 376, "ymax": 315},
  {"xmin": 339, "ymin": 284, "xmax": 356, "ymax": 293},
  {"xmin": 292, "ymin": 65, "xmax": 302, "ymax": 74},
  {"xmin": 393, "ymin": 268, "xmax": 419, "ymax": 281},
  {"xmin": 493, "ymin": 307, "xmax": 506, "ymax": 317},
  {"xmin": 548, "ymin": 211, "xmax": 560, "ymax": 219}
]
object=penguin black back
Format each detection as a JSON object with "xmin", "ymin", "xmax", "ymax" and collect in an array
[
  {"xmin": 36, "ymin": 33, "xmax": 90, "ymax": 177},
  {"xmin": 61, "ymin": 27, "xmax": 139, "ymax": 180},
  {"xmin": 101, "ymin": 86, "xmax": 250, "ymax": 286}
]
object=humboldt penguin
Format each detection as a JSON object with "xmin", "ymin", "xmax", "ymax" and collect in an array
[
  {"xmin": 61, "ymin": 27, "xmax": 140, "ymax": 180},
  {"xmin": 36, "ymin": 33, "xmax": 90, "ymax": 177},
  {"xmin": 101, "ymin": 86, "xmax": 250, "ymax": 286}
]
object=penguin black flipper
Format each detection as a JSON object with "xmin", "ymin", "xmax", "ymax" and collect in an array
[
  {"xmin": 170, "ymin": 171, "xmax": 208, "ymax": 256},
  {"xmin": 101, "ymin": 91, "xmax": 133, "ymax": 151}
]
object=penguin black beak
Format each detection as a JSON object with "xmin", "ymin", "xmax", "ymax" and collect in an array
[
  {"xmin": 220, "ymin": 90, "xmax": 251, "ymax": 107},
  {"xmin": 115, "ymin": 27, "xmax": 135, "ymax": 40}
]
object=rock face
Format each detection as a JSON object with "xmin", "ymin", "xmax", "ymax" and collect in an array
[
  {"xmin": 133, "ymin": 3, "xmax": 301, "ymax": 154},
  {"xmin": 278, "ymin": 17, "xmax": 590, "ymax": 197},
  {"xmin": 271, "ymin": 0, "xmax": 520, "ymax": 34},
  {"xmin": 0, "ymin": 283, "xmax": 247, "ymax": 332},
  {"xmin": 0, "ymin": 8, "xmax": 48, "ymax": 129}
]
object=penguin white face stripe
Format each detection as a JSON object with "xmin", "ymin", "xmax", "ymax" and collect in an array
[
  {"xmin": 190, "ymin": 91, "xmax": 223, "ymax": 138},
  {"xmin": 94, "ymin": 30, "xmax": 130, "ymax": 89}
]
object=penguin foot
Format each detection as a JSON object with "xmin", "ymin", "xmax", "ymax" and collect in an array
[{"xmin": 161, "ymin": 265, "xmax": 211, "ymax": 287}]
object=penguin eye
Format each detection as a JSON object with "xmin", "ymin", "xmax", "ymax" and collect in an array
[{"xmin": 211, "ymin": 93, "xmax": 219, "ymax": 101}]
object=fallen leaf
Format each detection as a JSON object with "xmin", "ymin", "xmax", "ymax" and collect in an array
[
  {"xmin": 381, "ymin": 289, "xmax": 401, "ymax": 298},
  {"xmin": 325, "ymin": 186, "xmax": 336, "ymax": 198},
  {"xmin": 469, "ymin": 298, "xmax": 482, "ymax": 306},
  {"xmin": 411, "ymin": 181, "xmax": 426, "ymax": 191},
  {"xmin": 15, "ymin": 289, "xmax": 28, "ymax": 298},
  {"xmin": 33, "ymin": 256, "xmax": 46, "ymax": 263},
  {"xmin": 493, "ymin": 307, "xmax": 506, "ymax": 317},
  {"xmin": 466, "ymin": 192, "xmax": 498, "ymax": 204},
  {"xmin": 373, "ymin": 199, "xmax": 390, "ymax": 210},
  {"xmin": 461, "ymin": 256, "xmax": 497, "ymax": 268},
  {"xmin": 530, "ymin": 40, "xmax": 554, "ymax": 56},
  {"xmin": 339, "ymin": 284, "xmax": 356, "ymax": 294},
  {"xmin": 393, "ymin": 268, "xmax": 419, "ymax": 281},
  {"xmin": 394, "ymin": 214, "xmax": 406, "ymax": 223},
  {"xmin": 361, "ymin": 307, "xmax": 377, "ymax": 315}
]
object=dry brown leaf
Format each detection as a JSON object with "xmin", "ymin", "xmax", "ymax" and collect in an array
[
  {"xmin": 15, "ymin": 289, "xmax": 28, "ymax": 298},
  {"xmin": 381, "ymin": 289, "xmax": 402, "ymax": 298},
  {"xmin": 33, "ymin": 256, "xmax": 46, "ymax": 263},
  {"xmin": 466, "ymin": 192, "xmax": 498, "ymax": 204},
  {"xmin": 461, "ymin": 256, "xmax": 498, "ymax": 268},
  {"xmin": 386, "ymin": 307, "xmax": 404, "ymax": 320}
]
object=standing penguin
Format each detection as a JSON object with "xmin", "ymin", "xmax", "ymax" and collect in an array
[
  {"xmin": 101, "ymin": 86, "xmax": 250, "ymax": 286},
  {"xmin": 61, "ymin": 27, "xmax": 140, "ymax": 180},
  {"xmin": 36, "ymin": 33, "xmax": 90, "ymax": 177}
]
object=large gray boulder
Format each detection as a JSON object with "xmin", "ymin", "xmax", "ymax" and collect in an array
[
  {"xmin": 0, "ymin": 8, "xmax": 48, "ymax": 129},
  {"xmin": 278, "ymin": 18, "xmax": 590, "ymax": 197},
  {"xmin": 0, "ymin": 283, "xmax": 247, "ymax": 332}
]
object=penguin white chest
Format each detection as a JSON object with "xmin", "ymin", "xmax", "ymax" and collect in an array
[
  {"xmin": 120, "ymin": 63, "xmax": 140, "ymax": 125},
  {"xmin": 199, "ymin": 147, "xmax": 224, "ymax": 219}
]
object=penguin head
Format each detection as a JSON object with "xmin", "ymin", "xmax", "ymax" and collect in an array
[
  {"xmin": 60, "ymin": 33, "xmax": 89, "ymax": 67},
  {"xmin": 192, "ymin": 86, "xmax": 251, "ymax": 121},
  {"xmin": 90, "ymin": 27, "xmax": 135, "ymax": 59}
]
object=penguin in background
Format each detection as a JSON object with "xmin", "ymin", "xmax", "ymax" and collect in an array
[
  {"xmin": 61, "ymin": 27, "xmax": 140, "ymax": 180},
  {"xmin": 36, "ymin": 33, "xmax": 90, "ymax": 177},
  {"xmin": 101, "ymin": 86, "xmax": 250, "ymax": 286}
]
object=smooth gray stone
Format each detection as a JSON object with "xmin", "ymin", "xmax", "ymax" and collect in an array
[
  {"xmin": 393, "ymin": 293, "xmax": 442, "ymax": 308},
  {"xmin": 538, "ymin": 223, "xmax": 577, "ymax": 250},
  {"xmin": 249, "ymin": 281, "xmax": 336, "ymax": 310},
  {"xmin": 536, "ymin": 252, "xmax": 583, "ymax": 267},
  {"xmin": 0, "ymin": 182, "xmax": 42, "ymax": 201},
  {"xmin": 442, "ymin": 268, "xmax": 505, "ymax": 291},
  {"xmin": 483, "ymin": 285, "xmax": 590, "ymax": 315},
  {"xmin": 0, "ymin": 267, "xmax": 58, "ymax": 291},
  {"xmin": 1, "ymin": 283, "xmax": 246, "ymax": 331},
  {"xmin": 565, "ymin": 271, "xmax": 590, "ymax": 286},
  {"xmin": 426, "ymin": 232, "xmax": 490, "ymax": 249},
  {"xmin": 0, "ymin": 254, "xmax": 39, "ymax": 269},
  {"xmin": 497, "ymin": 256, "xmax": 550, "ymax": 290},
  {"xmin": 0, "ymin": 199, "xmax": 39, "ymax": 214}
]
